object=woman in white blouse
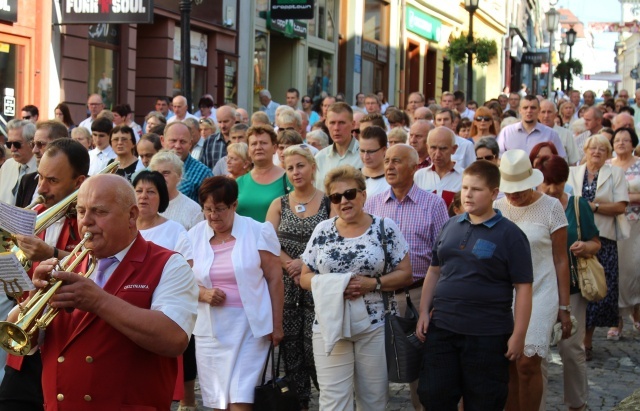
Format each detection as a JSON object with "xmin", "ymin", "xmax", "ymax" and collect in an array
[{"xmin": 189, "ymin": 176, "xmax": 284, "ymax": 411}]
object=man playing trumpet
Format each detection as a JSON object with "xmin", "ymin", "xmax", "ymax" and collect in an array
[
  {"xmin": 28, "ymin": 174, "xmax": 197, "ymax": 410},
  {"xmin": 0, "ymin": 139, "xmax": 89, "ymax": 411}
]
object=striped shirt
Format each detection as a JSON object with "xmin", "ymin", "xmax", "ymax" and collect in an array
[
  {"xmin": 365, "ymin": 184, "xmax": 448, "ymax": 283},
  {"xmin": 200, "ymin": 132, "xmax": 228, "ymax": 169}
]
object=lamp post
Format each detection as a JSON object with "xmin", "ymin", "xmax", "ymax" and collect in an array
[
  {"xmin": 545, "ymin": 7, "xmax": 560, "ymax": 98},
  {"xmin": 559, "ymin": 39, "xmax": 567, "ymax": 90},
  {"xmin": 566, "ymin": 26, "xmax": 577, "ymax": 91},
  {"xmin": 464, "ymin": 0, "xmax": 479, "ymax": 101},
  {"xmin": 180, "ymin": 0, "xmax": 193, "ymax": 110}
]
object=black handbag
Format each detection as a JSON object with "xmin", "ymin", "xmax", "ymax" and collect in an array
[
  {"xmin": 253, "ymin": 343, "xmax": 299, "ymax": 411},
  {"xmin": 379, "ymin": 218, "xmax": 424, "ymax": 384}
]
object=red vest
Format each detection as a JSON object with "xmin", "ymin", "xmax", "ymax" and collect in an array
[{"xmin": 40, "ymin": 234, "xmax": 177, "ymax": 411}]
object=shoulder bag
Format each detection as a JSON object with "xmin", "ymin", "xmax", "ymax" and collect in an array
[
  {"xmin": 572, "ymin": 196, "xmax": 607, "ymax": 302},
  {"xmin": 253, "ymin": 343, "xmax": 299, "ymax": 411},
  {"xmin": 379, "ymin": 218, "xmax": 424, "ymax": 384}
]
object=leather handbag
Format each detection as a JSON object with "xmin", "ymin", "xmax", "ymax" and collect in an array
[
  {"xmin": 379, "ymin": 218, "xmax": 424, "ymax": 383},
  {"xmin": 253, "ymin": 344, "xmax": 299, "ymax": 411},
  {"xmin": 572, "ymin": 196, "xmax": 607, "ymax": 302}
]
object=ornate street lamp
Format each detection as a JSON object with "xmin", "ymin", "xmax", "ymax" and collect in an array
[
  {"xmin": 545, "ymin": 7, "xmax": 560, "ymax": 97},
  {"xmin": 464, "ymin": 0, "xmax": 480, "ymax": 100},
  {"xmin": 560, "ymin": 39, "xmax": 567, "ymax": 60},
  {"xmin": 566, "ymin": 26, "xmax": 577, "ymax": 90}
]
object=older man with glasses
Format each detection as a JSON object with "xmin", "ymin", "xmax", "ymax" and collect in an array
[{"xmin": 78, "ymin": 94, "xmax": 105, "ymax": 132}]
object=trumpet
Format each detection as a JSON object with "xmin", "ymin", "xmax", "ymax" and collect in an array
[{"xmin": 0, "ymin": 232, "xmax": 96, "ymax": 356}]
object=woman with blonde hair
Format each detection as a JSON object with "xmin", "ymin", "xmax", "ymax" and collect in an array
[{"xmin": 226, "ymin": 143, "xmax": 252, "ymax": 180}]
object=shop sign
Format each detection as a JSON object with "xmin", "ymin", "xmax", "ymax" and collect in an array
[
  {"xmin": 59, "ymin": 0, "xmax": 153, "ymax": 24},
  {"xmin": 405, "ymin": 6, "xmax": 441, "ymax": 42},
  {"xmin": 0, "ymin": 0, "xmax": 17, "ymax": 23},
  {"xmin": 362, "ymin": 41, "xmax": 377, "ymax": 59},
  {"xmin": 377, "ymin": 45, "xmax": 388, "ymax": 63},
  {"xmin": 88, "ymin": 24, "xmax": 120, "ymax": 46},
  {"xmin": 522, "ymin": 51, "xmax": 547, "ymax": 66},
  {"xmin": 271, "ymin": 0, "xmax": 314, "ymax": 20},
  {"xmin": 173, "ymin": 30, "xmax": 208, "ymax": 67},
  {"xmin": 268, "ymin": 18, "xmax": 307, "ymax": 39},
  {"xmin": 3, "ymin": 88, "xmax": 15, "ymax": 117}
]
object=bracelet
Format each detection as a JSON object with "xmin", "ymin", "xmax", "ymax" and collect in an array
[
  {"xmin": 594, "ymin": 203, "xmax": 599, "ymax": 213},
  {"xmin": 52, "ymin": 247, "xmax": 59, "ymax": 259}
]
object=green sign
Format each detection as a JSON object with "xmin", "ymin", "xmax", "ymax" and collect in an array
[
  {"xmin": 405, "ymin": 6, "xmax": 442, "ymax": 42},
  {"xmin": 267, "ymin": 18, "xmax": 308, "ymax": 39}
]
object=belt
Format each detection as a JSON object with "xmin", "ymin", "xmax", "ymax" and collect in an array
[{"xmin": 395, "ymin": 278, "xmax": 424, "ymax": 295}]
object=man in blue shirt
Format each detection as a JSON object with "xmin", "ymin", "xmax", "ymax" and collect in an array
[{"xmin": 416, "ymin": 160, "xmax": 533, "ymax": 410}]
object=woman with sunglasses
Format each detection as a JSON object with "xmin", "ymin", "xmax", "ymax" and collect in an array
[
  {"xmin": 301, "ymin": 95, "xmax": 320, "ymax": 128},
  {"xmin": 300, "ymin": 165, "xmax": 412, "ymax": 410},
  {"xmin": 469, "ymin": 106, "xmax": 498, "ymax": 144}
]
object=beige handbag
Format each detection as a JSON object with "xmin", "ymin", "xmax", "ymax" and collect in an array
[{"xmin": 572, "ymin": 196, "xmax": 607, "ymax": 302}]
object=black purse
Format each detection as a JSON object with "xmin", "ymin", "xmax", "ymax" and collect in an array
[
  {"xmin": 253, "ymin": 344, "xmax": 300, "ymax": 411},
  {"xmin": 379, "ymin": 218, "xmax": 424, "ymax": 383}
]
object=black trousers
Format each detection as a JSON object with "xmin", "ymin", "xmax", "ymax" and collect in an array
[{"xmin": 0, "ymin": 351, "xmax": 44, "ymax": 411}]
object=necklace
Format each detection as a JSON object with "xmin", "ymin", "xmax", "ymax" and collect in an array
[{"xmin": 291, "ymin": 190, "xmax": 317, "ymax": 213}]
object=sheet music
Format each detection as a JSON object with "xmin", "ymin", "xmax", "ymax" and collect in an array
[
  {"xmin": 0, "ymin": 203, "xmax": 37, "ymax": 236},
  {"xmin": 0, "ymin": 252, "xmax": 35, "ymax": 294}
]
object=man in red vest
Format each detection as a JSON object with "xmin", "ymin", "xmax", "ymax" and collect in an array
[
  {"xmin": 0, "ymin": 139, "xmax": 89, "ymax": 411},
  {"xmin": 26, "ymin": 174, "xmax": 198, "ymax": 410}
]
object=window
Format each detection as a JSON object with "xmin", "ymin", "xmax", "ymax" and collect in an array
[
  {"xmin": 307, "ymin": 49, "xmax": 333, "ymax": 100},
  {"xmin": 364, "ymin": 0, "xmax": 384, "ymax": 41},
  {"xmin": 308, "ymin": 0, "xmax": 335, "ymax": 41},
  {"xmin": 253, "ymin": 31, "xmax": 268, "ymax": 112},
  {"xmin": 88, "ymin": 24, "xmax": 120, "ymax": 109},
  {"xmin": 173, "ymin": 29, "xmax": 208, "ymax": 109}
]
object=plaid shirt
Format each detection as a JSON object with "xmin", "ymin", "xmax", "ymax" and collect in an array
[
  {"xmin": 200, "ymin": 132, "xmax": 228, "ymax": 169},
  {"xmin": 178, "ymin": 155, "xmax": 213, "ymax": 202},
  {"xmin": 365, "ymin": 184, "xmax": 448, "ymax": 282}
]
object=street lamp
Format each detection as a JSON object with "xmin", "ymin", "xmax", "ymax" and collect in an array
[
  {"xmin": 560, "ymin": 39, "xmax": 567, "ymax": 60},
  {"xmin": 180, "ymin": 0, "xmax": 193, "ymax": 110},
  {"xmin": 566, "ymin": 26, "xmax": 577, "ymax": 90},
  {"xmin": 464, "ymin": 0, "xmax": 480, "ymax": 101},
  {"xmin": 545, "ymin": 7, "xmax": 560, "ymax": 97}
]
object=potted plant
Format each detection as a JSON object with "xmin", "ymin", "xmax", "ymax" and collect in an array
[{"xmin": 446, "ymin": 36, "xmax": 498, "ymax": 66}]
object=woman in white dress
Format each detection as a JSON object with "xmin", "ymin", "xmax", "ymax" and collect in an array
[{"xmin": 494, "ymin": 150, "xmax": 572, "ymax": 411}]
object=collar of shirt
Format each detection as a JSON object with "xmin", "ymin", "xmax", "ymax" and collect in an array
[
  {"xmin": 425, "ymin": 162, "xmax": 463, "ymax": 176},
  {"xmin": 385, "ymin": 183, "xmax": 420, "ymax": 204},
  {"xmin": 516, "ymin": 121, "xmax": 544, "ymax": 135},
  {"xmin": 328, "ymin": 137, "xmax": 358, "ymax": 158},
  {"xmin": 458, "ymin": 209, "xmax": 503, "ymax": 228},
  {"xmin": 182, "ymin": 153, "xmax": 194, "ymax": 168}
]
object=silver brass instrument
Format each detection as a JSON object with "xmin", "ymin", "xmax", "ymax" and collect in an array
[{"xmin": 0, "ymin": 232, "xmax": 95, "ymax": 356}]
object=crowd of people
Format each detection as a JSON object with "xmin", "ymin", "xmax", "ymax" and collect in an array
[{"xmin": 0, "ymin": 85, "xmax": 638, "ymax": 411}]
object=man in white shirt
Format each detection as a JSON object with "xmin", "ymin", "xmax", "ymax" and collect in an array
[
  {"xmin": 538, "ymin": 100, "xmax": 581, "ymax": 164},
  {"xmin": 314, "ymin": 103, "xmax": 363, "ymax": 189},
  {"xmin": 414, "ymin": 127, "xmax": 462, "ymax": 206},
  {"xmin": 0, "ymin": 120, "xmax": 38, "ymax": 205},
  {"xmin": 78, "ymin": 94, "xmax": 105, "ymax": 132},
  {"xmin": 434, "ymin": 108, "xmax": 475, "ymax": 169},
  {"xmin": 258, "ymin": 89, "xmax": 281, "ymax": 124},
  {"xmin": 574, "ymin": 107, "xmax": 603, "ymax": 154},
  {"xmin": 167, "ymin": 95, "xmax": 198, "ymax": 124},
  {"xmin": 359, "ymin": 125, "xmax": 390, "ymax": 197},
  {"xmin": 454, "ymin": 91, "xmax": 475, "ymax": 120},
  {"xmin": 88, "ymin": 117, "xmax": 117, "ymax": 176}
]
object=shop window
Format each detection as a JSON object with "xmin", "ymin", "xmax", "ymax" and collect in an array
[
  {"xmin": 88, "ymin": 24, "xmax": 119, "ymax": 109},
  {"xmin": 254, "ymin": 31, "xmax": 269, "ymax": 112},
  {"xmin": 308, "ymin": 0, "xmax": 335, "ymax": 41},
  {"xmin": 256, "ymin": 0, "xmax": 268, "ymax": 18},
  {"xmin": 364, "ymin": 0, "xmax": 388, "ymax": 42},
  {"xmin": 173, "ymin": 29, "xmax": 208, "ymax": 110},
  {"xmin": 307, "ymin": 49, "xmax": 333, "ymax": 101},
  {"xmin": 220, "ymin": 57, "xmax": 238, "ymax": 105}
]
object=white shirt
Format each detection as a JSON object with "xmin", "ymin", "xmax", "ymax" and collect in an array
[
  {"xmin": 160, "ymin": 193, "xmax": 204, "ymax": 231},
  {"xmin": 97, "ymin": 238, "xmax": 199, "ymax": 337},
  {"xmin": 459, "ymin": 107, "xmax": 475, "ymax": 121},
  {"xmin": 167, "ymin": 112, "xmax": 198, "ymax": 124},
  {"xmin": 140, "ymin": 219, "xmax": 194, "ymax": 261},
  {"xmin": 413, "ymin": 163, "xmax": 463, "ymax": 198},
  {"xmin": 191, "ymin": 137, "xmax": 205, "ymax": 162},
  {"xmin": 88, "ymin": 146, "xmax": 117, "ymax": 176},
  {"xmin": 451, "ymin": 135, "xmax": 475, "ymax": 170},
  {"xmin": 553, "ymin": 124, "xmax": 581, "ymax": 165},
  {"xmin": 364, "ymin": 175, "xmax": 390, "ymax": 198},
  {"xmin": 314, "ymin": 138, "xmax": 363, "ymax": 190},
  {"xmin": 78, "ymin": 116, "xmax": 94, "ymax": 132}
]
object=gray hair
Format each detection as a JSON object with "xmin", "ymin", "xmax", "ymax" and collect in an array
[
  {"xmin": 306, "ymin": 129, "xmax": 329, "ymax": 148},
  {"xmin": 149, "ymin": 149, "xmax": 184, "ymax": 178},
  {"xmin": 259, "ymin": 89, "xmax": 272, "ymax": 99},
  {"xmin": 7, "ymin": 119, "xmax": 36, "ymax": 143},
  {"xmin": 144, "ymin": 111, "xmax": 167, "ymax": 125},
  {"xmin": 394, "ymin": 143, "xmax": 419, "ymax": 166},
  {"xmin": 227, "ymin": 142, "xmax": 250, "ymax": 163},
  {"xmin": 475, "ymin": 137, "xmax": 500, "ymax": 156},
  {"xmin": 387, "ymin": 127, "xmax": 408, "ymax": 144},
  {"xmin": 277, "ymin": 109, "xmax": 302, "ymax": 128},
  {"xmin": 182, "ymin": 117, "xmax": 199, "ymax": 131}
]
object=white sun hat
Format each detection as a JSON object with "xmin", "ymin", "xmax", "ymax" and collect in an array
[{"xmin": 498, "ymin": 149, "xmax": 544, "ymax": 193}]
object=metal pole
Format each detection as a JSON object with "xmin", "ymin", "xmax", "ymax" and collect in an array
[
  {"xmin": 548, "ymin": 30, "xmax": 554, "ymax": 98},
  {"xmin": 180, "ymin": 0, "xmax": 192, "ymax": 110},
  {"xmin": 568, "ymin": 45, "xmax": 573, "ymax": 91},
  {"xmin": 466, "ymin": 9, "xmax": 475, "ymax": 101}
]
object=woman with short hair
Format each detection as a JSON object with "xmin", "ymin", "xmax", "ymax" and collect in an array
[
  {"xmin": 108, "ymin": 125, "xmax": 145, "ymax": 183},
  {"xmin": 226, "ymin": 143, "xmax": 252, "ymax": 180},
  {"xmin": 145, "ymin": 111, "xmax": 167, "ymax": 134}
]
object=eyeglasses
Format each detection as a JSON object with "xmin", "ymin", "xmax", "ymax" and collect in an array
[
  {"xmin": 359, "ymin": 147, "xmax": 383, "ymax": 156},
  {"xmin": 6, "ymin": 141, "xmax": 25, "ymax": 149},
  {"xmin": 476, "ymin": 154, "xmax": 497, "ymax": 161},
  {"xmin": 203, "ymin": 205, "xmax": 231, "ymax": 216},
  {"xmin": 302, "ymin": 99, "xmax": 312, "ymax": 103},
  {"xmin": 111, "ymin": 137, "xmax": 131, "ymax": 143},
  {"xmin": 351, "ymin": 129, "xmax": 361, "ymax": 135},
  {"xmin": 22, "ymin": 115, "xmax": 31, "ymax": 120},
  {"xmin": 33, "ymin": 141, "xmax": 48, "ymax": 149},
  {"xmin": 475, "ymin": 116, "xmax": 492, "ymax": 122},
  {"xmin": 278, "ymin": 127, "xmax": 296, "ymax": 133},
  {"xmin": 329, "ymin": 188, "xmax": 361, "ymax": 204}
]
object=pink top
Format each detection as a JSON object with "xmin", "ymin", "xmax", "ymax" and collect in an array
[{"xmin": 209, "ymin": 240, "xmax": 242, "ymax": 308}]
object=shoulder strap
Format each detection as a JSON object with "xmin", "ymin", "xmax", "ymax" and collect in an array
[
  {"xmin": 378, "ymin": 217, "xmax": 393, "ymax": 313},
  {"xmin": 574, "ymin": 196, "xmax": 582, "ymax": 240}
]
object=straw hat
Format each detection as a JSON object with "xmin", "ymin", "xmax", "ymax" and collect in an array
[{"xmin": 498, "ymin": 149, "xmax": 543, "ymax": 193}]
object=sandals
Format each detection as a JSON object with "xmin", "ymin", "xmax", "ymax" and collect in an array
[
  {"xmin": 585, "ymin": 346, "xmax": 593, "ymax": 361},
  {"xmin": 607, "ymin": 328, "xmax": 621, "ymax": 341}
]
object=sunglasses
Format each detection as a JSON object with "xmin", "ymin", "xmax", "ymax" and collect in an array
[
  {"xmin": 329, "ymin": 188, "xmax": 361, "ymax": 204},
  {"xmin": 199, "ymin": 118, "xmax": 214, "ymax": 125},
  {"xmin": 351, "ymin": 129, "xmax": 361, "ymax": 135},
  {"xmin": 476, "ymin": 155, "xmax": 497, "ymax": 161},
  {"xmin": 6, "ymin": 141, "xmax": 27, "ymax": 149},
  {"xmin": 475, "ymin": 116, "xmax": 492, "ymax": 122},
  {"xmin": 22, "ymin": 115, "xmax": 32, "ymax": 120}
]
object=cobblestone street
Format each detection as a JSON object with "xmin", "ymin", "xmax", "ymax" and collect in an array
[{"xmin": 174, "ymin": 318, "xmax": 640, "ymax": 410}]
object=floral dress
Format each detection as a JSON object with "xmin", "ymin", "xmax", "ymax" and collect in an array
[
  {"xmin": 276, "ymin": 195, "xmax": 330, "ymax": 408},
  {"xmin": 583, "ymin": 169, "xmax": 620, "ymax": 327}
]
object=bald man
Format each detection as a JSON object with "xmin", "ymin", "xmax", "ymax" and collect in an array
[
  {"xmin": 200, "ymin": 105, "xmax": 237, "ymax": 169},
  {"xmin": 28, "ymin": 174, "xmax": 198, "ymax": 410},
  {"xmin": 612, "ymin": 112, "xmax": 636, "ymax": 131},
  {"xmin": 168, "ymin": 95, "xmax": 198, "ymax": 123},
  {"xmin": 414, "ymin": 107, "xmax": 433, "ymax": 121},
  {"xmin": 406, "ymin": 92, "xmax": 425, "ymax": 116},
  {"xmin": 538, "ymin": 100, "xmax": 580, "ymax": 164}
]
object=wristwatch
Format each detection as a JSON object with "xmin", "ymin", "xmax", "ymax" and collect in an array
[
  {"xmin": 594, "ymin": 203, "xmax": 600, "ymax": 213},
  {"xmin": 375, "ymin": 277, "xmax": 382, "ymax": 292},
  {"xmin": 559, "ymin": 305, "xmax": 572, "ymax": 312}
]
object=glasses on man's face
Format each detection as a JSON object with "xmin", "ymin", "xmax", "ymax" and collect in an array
[
  {"xmin": 329, "ymin": 188, "xmax": 361, "ymax": 204},
  {"xmin": 33, "ymin": 141, "xmax": 48, "ymax": 149},
  {"xmin": 203, "ymin": 205, "xmax": 231, "ymax": 216},
  {"xmin": 475, "ymin": 116, "xmax": 492, "ymax": 122},
  {"xmin": 359, "ymin": 147, "xmax": 383, "ymax": 156},
  {"xmin": 278, "ymin": 127, "xmax": 296, "ymax": 133},
  {"xmin": 476, "ymin": 155, "xmax": 496, "ymax": 161},
  {"xmin": 6, "ymin": 141, "xmax": 24, "ymax": 149},
  {"xmin": 22, "ymin": 115, "xmax": 31, "ymax": 120}
]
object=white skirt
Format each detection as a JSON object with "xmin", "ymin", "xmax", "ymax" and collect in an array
[{"xmin": 195, "ymin": 307, "xmax": 271, "ymax": 409}]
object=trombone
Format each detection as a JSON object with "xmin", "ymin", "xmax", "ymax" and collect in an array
[{"xmin": 0, "ymin": 232, "xmax": 95, "ymax": 356}]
